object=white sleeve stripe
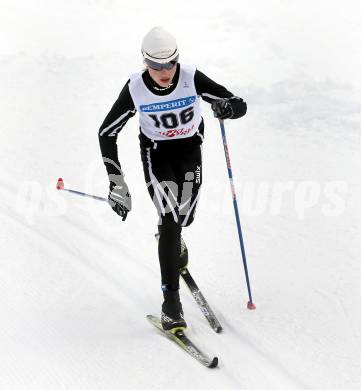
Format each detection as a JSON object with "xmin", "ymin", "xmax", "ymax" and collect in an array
[
  {"xmin": 108, "ymin": 122, "xmax": 127, "ymax": 137},
  {"xmin": 201, "ymin": 93, "xmax": 224, "ymax": 101},
  {"xmin": 99, "ymin": 109, "xmax": 136, "ymax": 136}
]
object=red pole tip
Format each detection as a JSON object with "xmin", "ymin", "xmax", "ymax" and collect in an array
[
  {"xmin": 247, "ymin": 301, "xmax": 256, "ymax": 310},
  {"xmin": 56, "ymin": 178, "xmax": 64, "ymax": 190}
]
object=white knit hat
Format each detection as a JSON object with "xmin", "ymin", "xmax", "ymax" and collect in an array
[{"xmin": 141, "ymin": 26, "xmax": 179, "ymax": 63}]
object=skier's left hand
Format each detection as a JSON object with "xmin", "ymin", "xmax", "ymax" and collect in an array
[{"xmin": 211, "ymin": 99, "xmax": 233, "ymax": 120}]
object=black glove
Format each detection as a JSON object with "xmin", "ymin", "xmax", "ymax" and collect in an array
[
  {"xmin": 211, "ymin": 99, "xmax": 233, "ymax": 120},
  {"xmin": 108, "ymin": 174, "xmax": 132, "ymax": 221}
]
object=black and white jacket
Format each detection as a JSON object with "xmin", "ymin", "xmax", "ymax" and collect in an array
[{"xmin": 99, "ymin": 63, "xmax": 247, "ymax": 176}]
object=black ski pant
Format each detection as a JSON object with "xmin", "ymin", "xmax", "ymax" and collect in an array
[{"xmin": 140, "ymin": 132, "xmax": 203, "ymax": 291}]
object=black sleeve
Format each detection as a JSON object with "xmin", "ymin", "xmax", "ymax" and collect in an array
[
  {"xmin": 98, "ymin": 80, "xmax": 136, "ymax": 177},
  {"xmin": 194, "ymin": 69, "xmax": 247, "ymax": 119}
]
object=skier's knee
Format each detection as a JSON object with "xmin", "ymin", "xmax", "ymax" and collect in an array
[{"xmin": 158, "ymin": 216, "xmax": 182, "ymax": 238}]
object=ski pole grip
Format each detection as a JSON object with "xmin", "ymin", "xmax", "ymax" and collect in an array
[{"xmin": 56, "ymin": 178, "xmax": 64, "ymax": 190}]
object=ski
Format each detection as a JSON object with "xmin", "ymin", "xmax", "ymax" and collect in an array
[
  {"xmin": 180, "ymin": 267, "xmax": 223, "ymax": 333},
  {"xmin": 146, "ymin": 315, "xmax": 218, "ymax": 368}
]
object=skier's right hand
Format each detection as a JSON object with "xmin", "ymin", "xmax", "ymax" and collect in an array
[
  {"xmin": 108, "ymin": 174, "xmax": 132, "ymax": 221},
  {"xmin": 211, "ymin": 99, "xmax": 233, "ymax": 119}
]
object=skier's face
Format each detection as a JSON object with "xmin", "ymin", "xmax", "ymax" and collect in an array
[{"xmin": 147, "ymin": 64, "xmax": 177, "ymax": 87}]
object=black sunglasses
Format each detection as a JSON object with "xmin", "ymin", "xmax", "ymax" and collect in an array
[{"xmin": 144, "ymin": 55, "xmax": 179, "ymax": 71}]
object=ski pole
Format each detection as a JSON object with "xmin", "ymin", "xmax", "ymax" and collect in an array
[
  {"xmin": 218, "ymin": 119, "xmax": 256, "ymax": 310},
  {"xmin": 56, "ymin": 178, "xmax": 107, "ymax": 202}
]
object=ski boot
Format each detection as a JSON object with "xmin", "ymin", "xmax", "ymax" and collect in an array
[{"xmin": 161, "ymin": 289, "xmax": 187, "ymax": 333}]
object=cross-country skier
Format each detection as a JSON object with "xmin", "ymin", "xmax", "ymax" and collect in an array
[{"xmin": 98, "ymin": 26, "xmax": 247, "ymax": 332}]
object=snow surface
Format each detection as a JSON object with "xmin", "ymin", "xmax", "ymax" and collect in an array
[{"xmin": 1, "ymin": 0, "xmax": 361, "ymax": 389}]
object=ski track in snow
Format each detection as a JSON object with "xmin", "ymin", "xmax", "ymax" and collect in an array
[{"xmin": 1, "ymin": 1, "xmax": 361, "ymax": 389}]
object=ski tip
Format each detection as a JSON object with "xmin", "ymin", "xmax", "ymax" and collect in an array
[
  {"xmin": 247, "ymin": 301, "xmax": 256, "ymax": 310},
  {"xmin": 208, "ymin": 357, "xmax": 218, "ymax": 368},
  {"xmin": 215, "ymin": 326, "xmax": 223, "ymax": 333}
]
